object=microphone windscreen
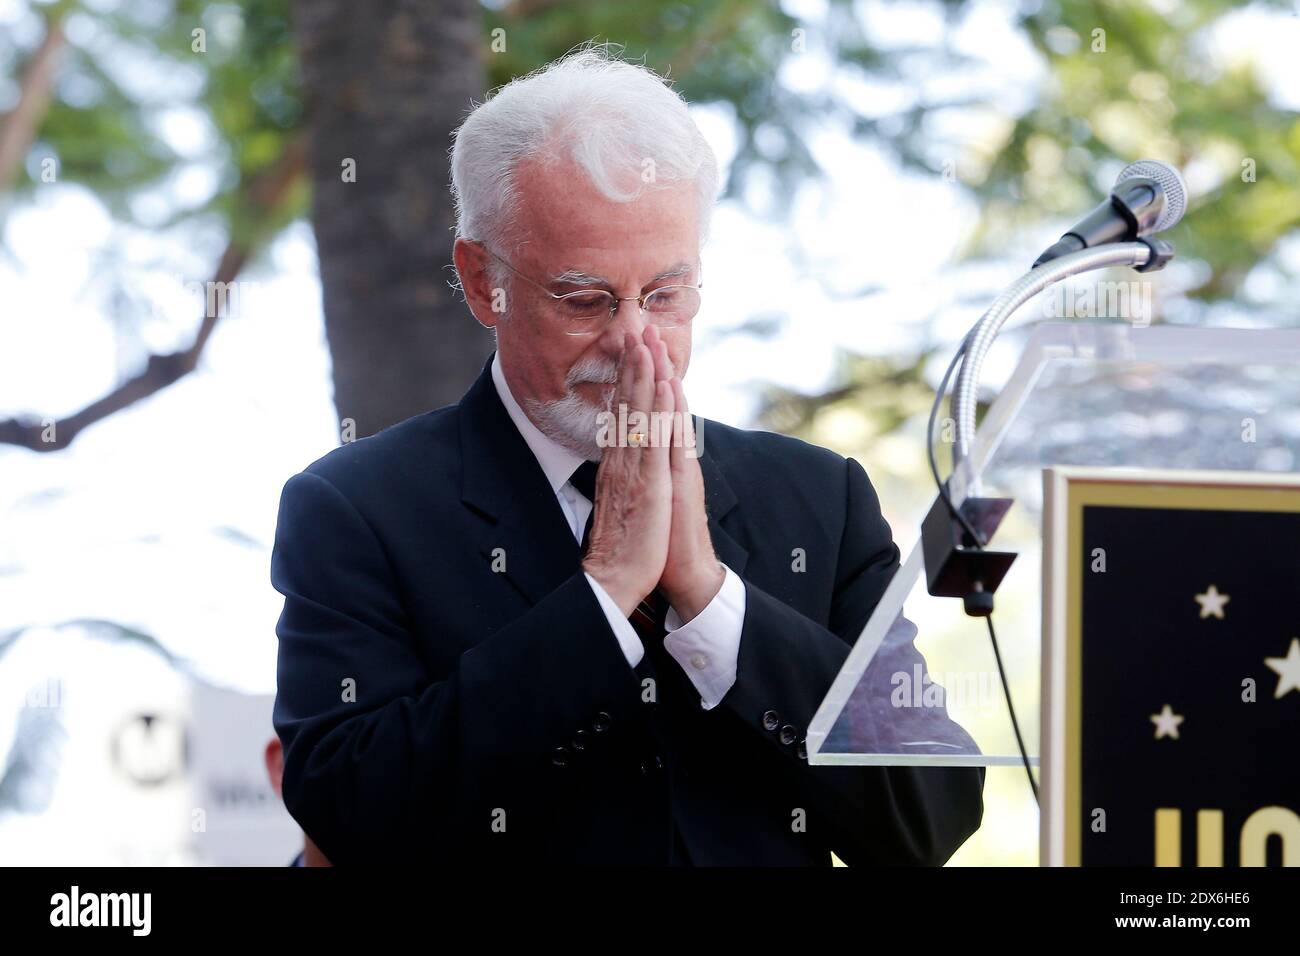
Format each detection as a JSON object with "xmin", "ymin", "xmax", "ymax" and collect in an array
[{"xmin": 1114, "ymin": 160, "xmax": 1187, "ymax": 233}]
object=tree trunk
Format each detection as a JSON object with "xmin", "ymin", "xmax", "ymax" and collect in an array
[{"xmin": 293, "ymin": 0, "xmax": 489, "ymax": 438}]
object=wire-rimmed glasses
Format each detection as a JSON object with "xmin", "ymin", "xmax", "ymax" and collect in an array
[{"xmin": 477, "ymin": 243, "xmax": 703, "ymax": 336}]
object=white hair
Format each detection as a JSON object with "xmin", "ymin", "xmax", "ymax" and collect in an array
[{"xmin": 450, "ymin": 43, "xmax": 719, "ymax": 268}]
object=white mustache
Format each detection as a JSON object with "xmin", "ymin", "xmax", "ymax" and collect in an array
[
  {"xmin": 566, "ymin": 357, "xmax": 619, "ymax": 387},
  {"xmin": 566, "ymin": 354, "xmax": 678, "ymax": 387}
]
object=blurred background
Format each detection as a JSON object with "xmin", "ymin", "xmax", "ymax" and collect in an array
[{"xmin": 1, "ymin": 0, "xmax": 1297, "ymax": 865}]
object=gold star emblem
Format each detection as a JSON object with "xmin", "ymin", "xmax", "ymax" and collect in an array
[
  {"xmin": 1194, "ymin": 584, "xmax": 1230, "ymax": 619},
  {"xmin": 1264, "ymin": 638, "xmax": 1300, "ymax": 699},
  {"xmin": 1150, "ymin": 704, "xmax": 1184, "ymax": 740}
]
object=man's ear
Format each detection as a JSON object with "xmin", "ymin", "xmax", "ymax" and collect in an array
[
  {"xmin": 453, "ymin": 238, "xmax": 501, "ymax": 330},
  {"xmin": 264, "ymin": 739, "xmax": 284, "ymax": 800}
]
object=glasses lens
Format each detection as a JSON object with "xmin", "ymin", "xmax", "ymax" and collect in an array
[
  {"xmin": 556, "ymin": 290, "xmax": 614, "ymax": 326},
  {"xmin": 644, "ymin": 286, "xmax": 701, "ymax": 327}
]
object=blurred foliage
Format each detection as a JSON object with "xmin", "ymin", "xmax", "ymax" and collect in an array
[
  {"xmin": 762, "ymin": 349, "xmax": 937, "ymax": 439},
  {"xmin": 5, "ymin": 0, "xmax": 302, "ymax": 242},
  {"xmin": 976, "ymin": 0, "xmax": 1300, "ymax": 301},
  {"xmin": 3, "ymin": 0, "xmax": 1297, "ymax": 434}
]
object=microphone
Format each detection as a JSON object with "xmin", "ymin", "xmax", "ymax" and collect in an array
[{"xmin": 1032, "ymin": 160, "xmax": 1187, "ymax": 268}]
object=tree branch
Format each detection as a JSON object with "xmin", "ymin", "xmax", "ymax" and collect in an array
[
  {"xmin": 0, "ymin": 135, "xmax": 308, "ymax": 452},
  {"xmin": 0, "ymin": 10, "xmax": 67, "ymax": 194}
]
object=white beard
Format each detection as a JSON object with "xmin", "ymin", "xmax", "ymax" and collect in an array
[{"xmin": 522, "ymin": 353, "xmax": 619, "ymax": 462}]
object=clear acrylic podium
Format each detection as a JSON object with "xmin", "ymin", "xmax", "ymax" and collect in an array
[{"xmin": 806, "ymin": 321, "xmax": 1300, "ymax": 767}]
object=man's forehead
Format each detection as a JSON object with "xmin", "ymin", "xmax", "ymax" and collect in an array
[
  {"xmin": 512, "ymin": 158, "xmax": 698, "ymax": 229},
  {"xmin": 508, "ymin": 159, "xmax": 700, "ymax": 284}
]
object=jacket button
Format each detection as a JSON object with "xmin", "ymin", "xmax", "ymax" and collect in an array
[
  {"xmin": 571, "ymin": 729, "xmax": 589, "ymax": 751},
  {"xmin": 761, "ymin": 710, "xmax": 780, "ymax": 732},
  {"xmin": 552, "ymin": 746, "xmax": 570, "ymax": 767},
  {"xmin": 592, "ymin": 711, "xmax": 612, "ymax": 733},
  {"xmin": 779, "ymin": 724, "xmax": 798, "ymax": 746},
  {"xmin": 797, "ymin": 739, "xmax": 808, "ymax": 760}
]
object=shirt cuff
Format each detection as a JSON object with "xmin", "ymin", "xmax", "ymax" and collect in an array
[
  {"xmin": 663, "ymin": 564, "xmax": 745, "ymax": 710},
  {"xmin": 583, "ymin": 572, "xmax": 645, "ymax": 669}
]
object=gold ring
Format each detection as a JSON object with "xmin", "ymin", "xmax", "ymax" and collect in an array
[{"xmin": 628, "ymin": 432, "xmax": 647, "ymax": 447}]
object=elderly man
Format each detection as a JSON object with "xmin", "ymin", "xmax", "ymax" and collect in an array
[{"xmin": 272, "ymin": 47, "xmax": 983, "ymax": 866}]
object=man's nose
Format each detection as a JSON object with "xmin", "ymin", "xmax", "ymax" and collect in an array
[{"xmin": 599, "ymin": 296, "xmax": 648, "ymax": 352}]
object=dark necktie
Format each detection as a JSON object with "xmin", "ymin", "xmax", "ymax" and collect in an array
[
  {"xmin": 567, "ymin": 460, "xmax": 693, "ymax": 866},
  {"xmin": 567, "ymin": 461, "xmax": 670, "ymax": 638}
]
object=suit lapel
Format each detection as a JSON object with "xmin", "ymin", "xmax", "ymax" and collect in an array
[
  {"xmin": 458, "ymin": 353, "xmax": 750, "ymax": 607},
  {"xmin": 460, "ymin": 355, "xmax": 582, "ymax": 607},
  {"xmin": 696, "ymin": 435, "xmax": 749, "ymax": 579}
]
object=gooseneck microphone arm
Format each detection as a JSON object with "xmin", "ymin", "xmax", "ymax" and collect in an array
[
  {"xmin": 950, "ymin": 240, "xmax": 1171, "ymax": 475},
  {"xmin": 951, "ymin": 160, "xmax": 1185, "ymax": 471}
]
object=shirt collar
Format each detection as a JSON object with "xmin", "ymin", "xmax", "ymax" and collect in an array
[{"xmin": 491, "ymin": 351, "xmax": 587, "ymax": 495}]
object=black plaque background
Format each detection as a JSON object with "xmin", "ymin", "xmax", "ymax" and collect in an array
[{"xmin": 1079, "ymin": 504, "xmax": 1300, "ymax": 866}]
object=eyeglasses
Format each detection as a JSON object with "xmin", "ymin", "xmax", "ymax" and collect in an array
[{"xmin": 476, "ymin": 243, "xmax": 703, "ymax": 336}]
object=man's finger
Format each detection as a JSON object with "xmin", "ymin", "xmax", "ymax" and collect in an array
[
  {"xmin": 602, "ymin": 333, "xmax": 640, "ymax": 479},
  {"xmin": 629, "ymin": 339, "xmax": 653, "ymax": 423},
  {"xmin": 669, "ymin": 376, "xmax": 696, "ymax": 468},
  {"xmin": 614, "ymin": 332, "xmax": 636, "ymax": 416},
  {"xmin": 649, "ymin": 375, "xmax": 675, "ymax": 464},
  {"xmin": 644, "ymin": 325, "xmax": 674, "ymax": 383}
]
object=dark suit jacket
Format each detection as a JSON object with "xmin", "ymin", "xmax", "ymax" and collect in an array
[{"xmin": 271, "ymin": 354, "xmax": 984, "ymax": 865}]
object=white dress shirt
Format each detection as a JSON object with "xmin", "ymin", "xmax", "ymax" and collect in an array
[{"xmin": 490, "ymin": 353, "xmax": 744, "ymax": 709}]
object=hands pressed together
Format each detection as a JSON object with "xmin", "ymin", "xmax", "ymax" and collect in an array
[{"xmin": 580, "ymin": 326, "xmax": 726, "ymax": 624}]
